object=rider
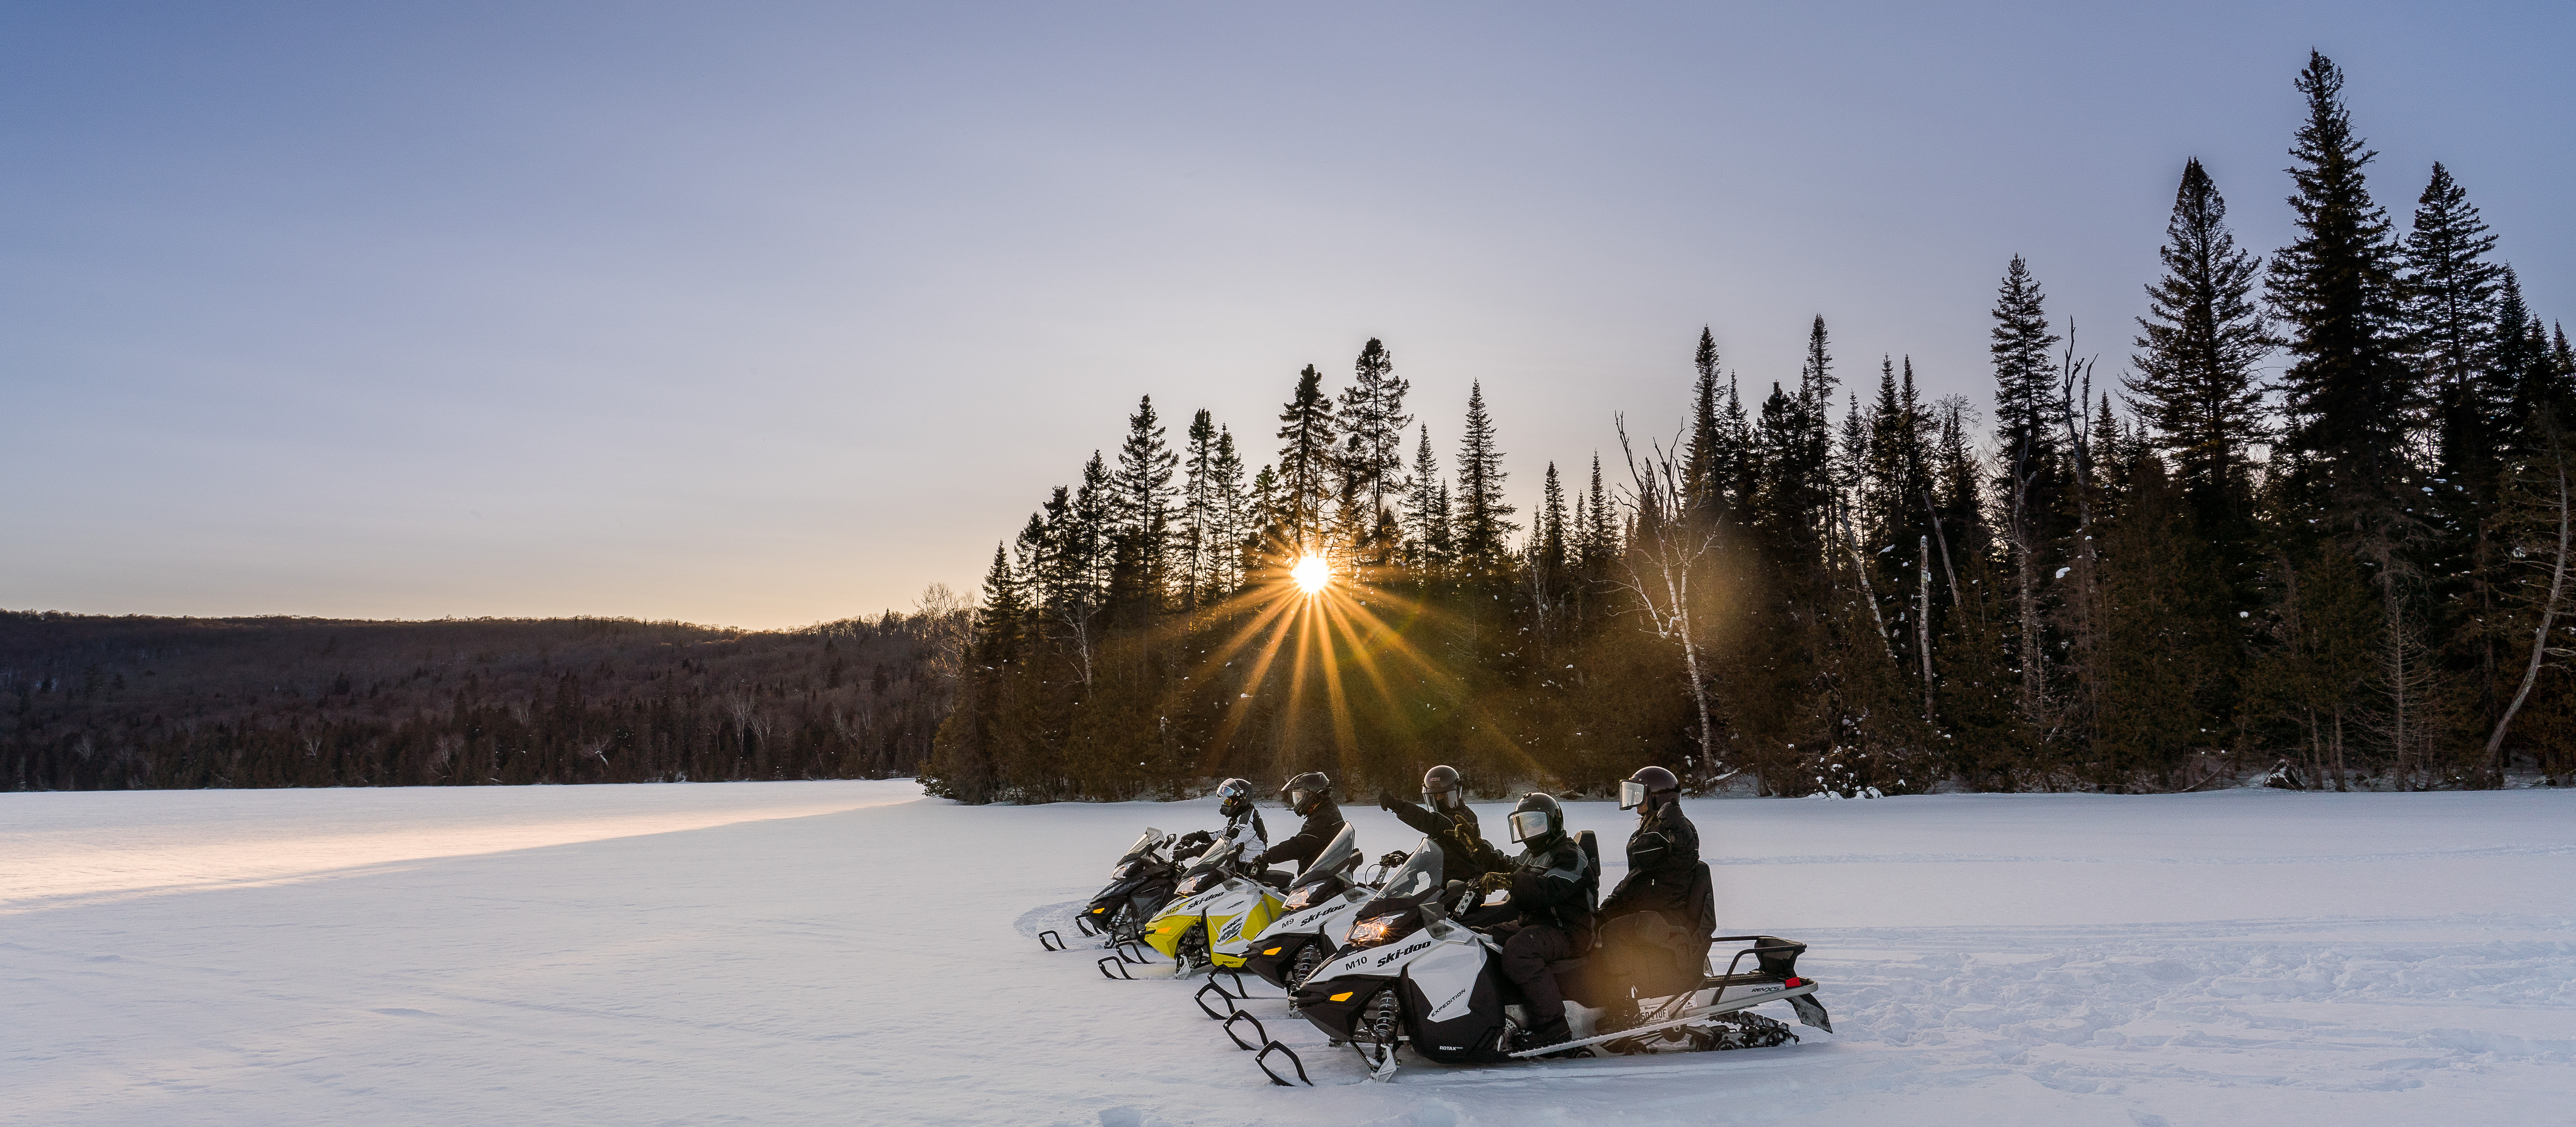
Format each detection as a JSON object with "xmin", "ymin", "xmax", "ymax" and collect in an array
[
  {"xmin": 1478, "ymin": 792, "xmax": 1598, "ymax": 1051},
  {"xmin": 1176, "ymin": 777, "xmax": 1268, "ymax": 862},
  {"xmin": 1593, "ymin": 765, "xmax": 1706, "ymax": 1026},
  {"xmin": 1376, "ymin": 765, "xmax": 1511, "ymax": 886},
  {"xmin": 1253, "ymin": 772, "xmax": 1345, "ymax": 880}
]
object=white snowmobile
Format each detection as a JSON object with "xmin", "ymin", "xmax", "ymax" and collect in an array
[
  {"xmin": 1039, "ymin": 827, "xmax": 1181, "ymax": 956},
  {"xmin": 1250, "ymin": 838, "xmax": 1832, "ymax": 1085},
  {"xmin": 1220, "ymin": 823, "xmax": 1379, "ymax": 995}
]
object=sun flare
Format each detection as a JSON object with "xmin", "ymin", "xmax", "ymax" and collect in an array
[{"xmin": 1290, "ymin": 554, "xmax": 1332, "ymax": 595}]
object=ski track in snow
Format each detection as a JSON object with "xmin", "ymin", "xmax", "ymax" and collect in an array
[{"xmin": 4, "ymin": 784, "xmax": 2572, "ymax": 1126}]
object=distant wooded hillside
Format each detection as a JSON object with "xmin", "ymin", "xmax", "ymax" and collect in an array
[{"xmin": 1, "ymin": 609, "xmax": 965, "ymax": 791}]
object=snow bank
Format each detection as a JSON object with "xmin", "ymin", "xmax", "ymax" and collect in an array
[{"xmin": 4, "ymin": 784, "xmax": 2570, "ymax": 1125}]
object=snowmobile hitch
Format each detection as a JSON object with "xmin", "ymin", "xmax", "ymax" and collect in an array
[
  {"xmin": 1223, "ymin": 1010, "xmax": 1269, "ymax": 1051},
  {"xmin": 1096, "ymin": 955, "xmax": 1134, "ymax": 980},
  {"xmin": 1195, "ymin": 980, "xmax": 1240, "ymax": 1020},
  {"xmin": 1253, "ymin": 1041, "xmax": 1312, "ymax": 1087},
  {"xmin": 1038, "ymin": 929, "xmax": 1067, "ymax": 951}
]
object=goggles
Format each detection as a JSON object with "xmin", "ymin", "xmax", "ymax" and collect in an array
[
  {"xmin": 1216, "ymin": 780, "xmax": 1249, "ymax": 799},
  {"xmin": 1619, "ymin": 780, "xmax": 1648, "ymax": 810},
  {"xmin": 1508, "ymin": 809, "xmax": 1551, "ymax": 842},
  {"xmin": 1288, "ymin": 788, "xmax": 1315, "ymax": 809},
  {"xmin": 1423, "ymin": 787, "xmax": 1461, "ymax": 811}
]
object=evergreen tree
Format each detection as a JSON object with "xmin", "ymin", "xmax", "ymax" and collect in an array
[
  {"xmin": 1453, "ymin": 382, "xmax": 1518, "ymax": 577},
  {"xmin": 1682, "ymin": 328, "xmax": 1726, "ymax": 518},
  {"xmin": 1989, "ymin": 257, "xmax": 2064, "ymax": 718},
  {"xmin": 1539, "ymin": 462, "xmax": 1570, "ymax": 581},
  {"xmin": 1404, "ymin": 424, "xmax": 1450, "ymax": 575},
  {"xmin": 2128, "ymin": 158, "xmax": 2274, "ymax": 544},
  {"xmin": 1210, "ymin": 427, "xmax": 1248, "ymax": 594},
  {"xmin": 2267, "ymin": 51, "xmax": 2415, "ymax": 527},
  {"xmin": 1180, "ymin": 408, "xmax": 1221, "ymax": 608},
  {"xmin": 1338, "ymin": 338, "xmax": 1412, "ymax": 560},
  {"xmin": 1274, "ymin": 365, "xmax": 1338, "ymax": 550},
  {"xmin": 1111, "ymin": 395, "xmax": 1178, "ymax": 616}
]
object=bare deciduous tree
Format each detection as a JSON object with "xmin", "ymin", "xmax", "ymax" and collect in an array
[{"xmin": 1612, "ymin": 417, "xmax": 1725, "ymax": 784}]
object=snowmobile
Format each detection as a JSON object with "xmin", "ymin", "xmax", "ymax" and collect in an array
[
  {"xmin": 1252, "ymin": 838, "xmax": 1832, "ymax": 1086},
  {"xmin": 1223, "ymin": 823, "xmax": 1377, "ymax": 996},
  {"xmin": 1125, "ymin": 838, "xmax": 1284, "ymax": 980},
  {"xmin": 1039, "ymin": 827, "xmax": 1180, "ymax": 955}
]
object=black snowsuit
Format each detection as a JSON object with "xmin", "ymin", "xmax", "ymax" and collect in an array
[
  {"xmin": 1492, "ymin": 835, "xmax": 1598, "ymax": 1027},
  {"xmin": 1588, "ymin": 797, "xmax": 1712, "ymax": 1006},
  {"xmin": 1379, "ymin": 794, "xmax": 1512, "ymax": 886},
  {"xmin": 1254, "ymin": 796, "xmax": 1344, "ymax": 875}
]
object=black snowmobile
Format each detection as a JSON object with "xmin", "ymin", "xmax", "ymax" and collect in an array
[
  {"xmin": 1255, "ymin": 838, "xmax": 1832, "ymax": 1085},
  {"xmin": 1040, "ymin": 827, "xmax": 1180, "ymax": 952}
]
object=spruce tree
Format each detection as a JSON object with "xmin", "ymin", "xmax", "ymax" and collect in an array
[
  {"xmin": 1111, "ymin": 395, "xmax": 1178, "ymax": 615},
  {"xmin": 1338, "ymin": 338, "xmax": 1412, "ymax": 558},
  {"xmin": 1682, "ymin": 328, "xmax": 1725, "ymax": 518},
  {"xmin": 1210, "ymin": 427, "xmax": 1248, "ymax": 594},
  {"xmin": 1584, "ymin": 452, "xmax": 1618, "ymax": 573},
  {"xmin": 2128, "ymin": 158, "xmax": 2274, "ymax": 541},
  {"xmin": 1452, "ymin": 382, "xmax": 1518, "ymax": 578},
  {"xmin": 1539, "ymin": 461, "xmax": 1570, "ymax": 581},
  {"xmin": 1180, "ymin": 408, "xmax": 1221, "ymax": 608},
  {"xmin": 1989, "ymin": 256, "xmax": 2063, "ymax": 718},
  {"xmin": 1403, "ymin": 424, "xmax": 1449, "ymax": 576},
  {"xmin": 2267, "ymin": 51, "xmax": 2414, "ymax": 525},
  {"xmin": 1274, "ymin": 365, "xmax": 1338, "ymax": 550}
]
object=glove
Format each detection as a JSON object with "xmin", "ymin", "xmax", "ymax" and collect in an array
[
  {"xmin": 1178, "ymin": 830, "xmax": 1212, "ymax": 849},
  {"xmin": 1379, "ymin": 850, "xmax": 1411, "ymax": 868},
  {"xmin": 1476, "ymin": 871, "xmax": 1511, "ymax": 893},
  {"xmin": 1377, "ymin": 790, "xmax": 1402, "ymax": 812}
]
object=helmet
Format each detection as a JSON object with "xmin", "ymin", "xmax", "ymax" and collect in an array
[
  {"xmin": 1215, "ymin": 777, "xmax": 1255, "ymax": 819},
  {"xmin": 1421, "ymin": 765, "xmax": 1464, "ymax": 812},
  {"xmin": 1507, "ymin": 792, "xmax": 1563, "ymax": 845},
  {"xmin": 1620, "ymin": 765, "xmax": 1681, "ymax": 812},
  {"xmin": 1280, "ymin": 772, "xmax": 1330, "ymax": 816}
]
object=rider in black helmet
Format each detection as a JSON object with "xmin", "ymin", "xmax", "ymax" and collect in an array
[
  {"xmin": 1484, "ymin": 792, "xmax": 1597, "ymax": 1052},
  {"xmin": 1592, "ymin": 765, "xmax": 1706, "ymax": 1028},
  {"xmin": 1176, "ymin": 777, "xmax": 1268, "ymax": 861},
  {"xmin": 1376, "ymin": 765, "xmax": 1511, "ymax": 885},
  {"xmin": 1253, "ymin": 772, "xmax": 1345, "ymax": 876}
]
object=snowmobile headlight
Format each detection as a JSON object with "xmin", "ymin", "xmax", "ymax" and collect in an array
[
  {"xmin": 1346, "ymin": 912, "xmax": 1418, "ymax": 950},
  {"xmin": 1281, "ymin": 887, "xmax": 1316, "ymax": 912}
]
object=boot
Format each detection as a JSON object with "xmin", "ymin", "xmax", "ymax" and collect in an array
[{"xmin": 1515, "ymin": 1016, "xmax": 1577, "ymax": 1056}]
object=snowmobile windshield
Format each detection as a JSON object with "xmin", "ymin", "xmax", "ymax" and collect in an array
[
  {"xmin": 1289, "ymin": 825, "xmax": 1358, "ymax": 893},
  {"xmin": 1172, "ymin": 842, "xmax": 1238, "ymax": 897},
  {"xmin": 1125, "ymin": 828, "xmax": 1167, "ymax": 859},
  {"xmin": 1619, "ymin": 780, "xmax": 1648, "ymax": 810},
  {"xmin": 1346, "ymin": 840, "xmax": 1442, "ymax": 948}
]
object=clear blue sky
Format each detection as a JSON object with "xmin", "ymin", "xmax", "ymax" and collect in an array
[{"xmin": 4, "ymin": 2, "xmax": 2568, "ymax": 628}]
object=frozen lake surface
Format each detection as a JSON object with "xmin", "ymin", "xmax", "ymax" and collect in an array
[{"xmin": 6, "ymin": 781, "xmax": 2572, "ymax": 1125}]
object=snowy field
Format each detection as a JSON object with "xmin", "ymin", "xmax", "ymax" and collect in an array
[{"xmin": 6, "ymin": 783, "xmax": 2572, "ymax": 1126}]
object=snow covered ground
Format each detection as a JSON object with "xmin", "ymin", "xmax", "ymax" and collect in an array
[{"xmin": 6, "ymin": 783, "xmax": 2571, "ymax": 1126}]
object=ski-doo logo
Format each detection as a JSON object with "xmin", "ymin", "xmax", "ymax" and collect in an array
[
  {"xmin": 1219, "ymin": 919, "xmax": 1243, "ymax": 941},
  {"xmin": 1373, "ymin": 939, "xmax": 1431, "ymax": 967}
]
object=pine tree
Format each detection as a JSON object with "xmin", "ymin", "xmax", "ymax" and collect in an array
[
  {"xmin": 1404, "ymin": 424, "xmax": 1449, "ymax": 576},
  {"xmin": 2128, "ymin": 158, "xmax": 2274, "ymax": 542},
  {"xmin": 1539, "ymin": 462, "xmax": 1570, "ymax": 581},
  {"xmin": 1210, "ymin": 427, "xmax": 1248, "ymax": 594},
  {"xmin": 1584, "ymin": 452, "xmax": 1618, "ymax": 573},
  {"xmin": 2268, "ymin": 51, "xmax": 2415, "ymax": 525},
  {"xmin": 1337, "ymin": 338, "xmax": 1412, "ymax": 561},
  {"xmin": 1180, "ymin": 408, "xmax": 1221, "ymax": 609},
  {"xmin": 1453, "ymin": 382, "xmax": 1518, "ymax": 577},
  {"xmin": 1682, "ymin": 328, "xmax": 1726, "ymax": 519},
  {"xmin": 1274, "ymin": 365, "xmax": 1338, "ymax": 550},
  {"xmin": 1990, "ymin": 257, "xmax": 2064, "ymax": 719},
  {"xmin": 1111, "ymin": 395, "xmax": 1178, "ymax": 618}
]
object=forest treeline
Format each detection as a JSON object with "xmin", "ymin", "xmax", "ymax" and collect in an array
[
  {"xmin": 926, "ymin": 53, "xmax": 2576, "ymax": 805},
  {"xmin": 1, "ymin": 603, "xmax": 968, "ymax": 791}
]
